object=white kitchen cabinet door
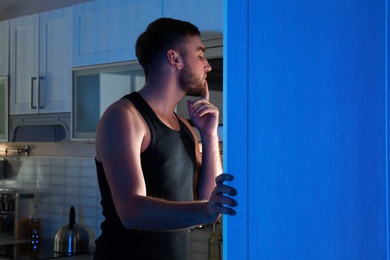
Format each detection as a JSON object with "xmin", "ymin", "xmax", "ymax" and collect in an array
[
  {"xmin": 38, "ymin": 8, "xmax": 72, "ymax": 113},
  {"xmin": 9, "ymin": 14, "xmax": 39, "ymax": 115},
  {"xmin": 163, "ymin": 0, "xmax": 223, "ymax": 35},
  {"xmin": 10, "ymin": 9, "xmax": 72, "ymax": 115},
  {"xmin": 72, "ymin": 0, "xmax": 162, "ymax": 67},
  {"xmin": 0, "ymin": 21, "xmax": 9, "ymax": 77},
  {"xmin": 72, "ymin": 61, "xmax": 144, "ymax": 141}
]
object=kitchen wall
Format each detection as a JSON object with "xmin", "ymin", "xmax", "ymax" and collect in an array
[{"xmin": 1, "ymin": 155, "xmax": 212, "ymax": 259}]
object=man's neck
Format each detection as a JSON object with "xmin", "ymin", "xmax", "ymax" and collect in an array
[{"xmin": 138, "ymin": 81, "xmax": 185, "ymax": 118}]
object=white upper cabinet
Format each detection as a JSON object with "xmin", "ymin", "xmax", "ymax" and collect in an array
[
  {"xmin": 0, "ymin": 21, "xmax": 9, "ymax": 77},
  {"xmin": 9, "ymin": 14, "xmax": 39, "ymax": 115},
  {"xmin": 38, "ymin": 8, "xmax": 72, "ymax": 113},
  {"xmin": 9, "ymin": 8, "xmax": 72, "ymax": 115},
  {"xmin": 72, "ymin": 0, "xmax": 162, "ymax": 67},
  {"xmin": 163, "ymin": 0, "xmax": 223, "ymax": 35},
  {"xmin": 72, "ymin": 0, "xmax": 223, "ymax": 67}
]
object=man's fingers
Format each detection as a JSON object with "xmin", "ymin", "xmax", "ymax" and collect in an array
[
  {"xmin": 214, "ymin": 184, "xmax": 238, "ymax": 197},
  {"xmin": 216, "ymin": 173, "xmax": 235, "ymax": 184},
  {"xmin": 203, "ymin": 80, "xmax": 210, "ymax": 101}
]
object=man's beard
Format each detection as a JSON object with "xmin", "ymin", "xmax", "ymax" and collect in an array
[{"xmin": 179, "ymin": 64, "xmax": 206, "ymax": 97}]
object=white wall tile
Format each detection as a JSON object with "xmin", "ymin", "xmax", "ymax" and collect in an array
[
  {"xmin": 65, "ymin": 176, "xmax": 80, "ymax": 186},
  {"xmin": 65, "ymin": 158, "xmax": 82, "ymax": 167},
  {"xmin": 65, "ymin": 167, "xmax": 81, "ymax": 177},
  {"xmin": 80, "ymin": 187, "xmax": 94, "ymax": 197},
  {"xmin": 49, "ymin": 185, "xmax": 65, "ymax": 195},
  {"xmin": 50, "ymin": 158, "xmax": 66, "ymax": 167},
  {"xmin": 50, "ymin": 166, "xmax": 65, "ymax": 176},
  {"xmin": 65, "ymin": 186, "xmax": 80, "ymax": 195}
]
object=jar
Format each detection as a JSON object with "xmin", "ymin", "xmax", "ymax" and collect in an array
[
  {"xmin": 15, "ymin": 193, "xmax": 34, "ymax": 239},
  {"xmin": 0, "ymin": 189, "xmax": 15, "ymax": 212}
]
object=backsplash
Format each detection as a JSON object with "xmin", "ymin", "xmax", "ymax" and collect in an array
[
  {"xmin": 0, "ymin": 156, "xmax": 212, "ymax": 259},
  {"xmin": 1, "ymin": 156, "xmax": 101, "ymax": 242}
]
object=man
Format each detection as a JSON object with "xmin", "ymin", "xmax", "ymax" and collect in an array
[{"xmin": 94, "ymin": 17, "xmax": 238, "ymax": 260}]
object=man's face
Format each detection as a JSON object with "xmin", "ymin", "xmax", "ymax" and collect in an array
[
  {"xmin": 179, "ymin": 36, "xmax": 212, "ymax": 97},
  {"xmin": 179, "ymin": 61, "xmax": 205, "ymax": 96}
]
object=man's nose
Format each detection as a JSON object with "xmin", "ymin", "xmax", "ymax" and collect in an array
[{"xmin": 205, "ymin": 59, "xmax": 212, "ymax": 72}]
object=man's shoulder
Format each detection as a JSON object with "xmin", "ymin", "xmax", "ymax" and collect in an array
[
  {"xmin": 106, "ymin": 98, "xmax": 137, "ymax": 114},
  {"xmin": 98, "ymin": 98, "xmax": 145, "ymax": 130}
]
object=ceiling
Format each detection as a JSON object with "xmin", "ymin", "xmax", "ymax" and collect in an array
[{"xmin": 0, "ymin": 0, "xmax": 92, "ymax": 21}]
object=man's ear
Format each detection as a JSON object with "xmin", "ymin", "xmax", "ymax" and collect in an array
[{"xmin": 166, "ymin": 50, "xmax": 182, "ymax": 69}]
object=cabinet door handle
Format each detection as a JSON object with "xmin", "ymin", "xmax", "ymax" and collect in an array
[
  {"xmin": 38, "ymin": 76, "xmax": 45, "ymax": 109},
  {"xmin": 30, "ymin": 77, "xmax": 37, "ymax": 109}
]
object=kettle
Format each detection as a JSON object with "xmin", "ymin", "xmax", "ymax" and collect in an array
[{"xmin": 54, "ymin": 206, "xmax": 89, "ymax": 254}]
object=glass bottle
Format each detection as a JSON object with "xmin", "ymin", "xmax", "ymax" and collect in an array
[
  {"xmin": 29, "ymin": 204, "xmax": 41, "ymax": 241},
  {"xmin": 208, "ymin": 223, "xmax": 222, "ymax": 260}
]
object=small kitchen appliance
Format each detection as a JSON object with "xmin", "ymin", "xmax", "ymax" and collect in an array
[
  {"xmin": 0, "ymin": 189, "xmax": 15, "ymax": 234},
  {"xmin": 54, "ymin": 206, "xmax": 89, "ymax": 255}
]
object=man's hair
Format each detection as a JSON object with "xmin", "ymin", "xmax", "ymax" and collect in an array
[{"xmin": 135, "ymin": 17, "xmax": 201, "ymax": 78}]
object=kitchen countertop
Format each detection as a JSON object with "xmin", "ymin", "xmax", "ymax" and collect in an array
[
  {"xmin": 45, "ymin": 253, "xmax": 94, "ymax": 260},
  {"xmin": 0, "ymin": 232, "xmax": 94, "ymax": 260},
  {"xmin": 0, "ymin": 233, "xmax": 28, "ymax": 245}
]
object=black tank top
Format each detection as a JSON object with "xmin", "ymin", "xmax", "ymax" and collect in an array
[{"xmin": 94, "ymin": 92, "xmax": 196, "ymax": 260}]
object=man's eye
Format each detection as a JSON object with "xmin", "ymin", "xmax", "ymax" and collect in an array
[{"xmin": 199, "ymin": 56, "xmax": 204, "ymax": 59}]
